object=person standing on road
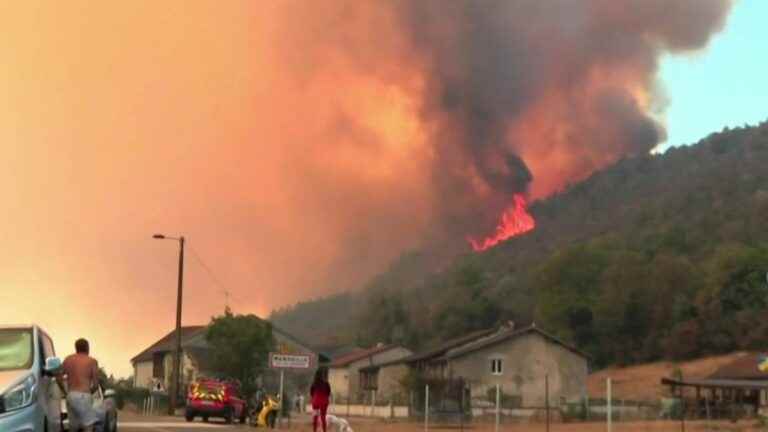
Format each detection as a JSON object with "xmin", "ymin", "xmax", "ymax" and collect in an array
[
  {"xmin": 310, "ymin": 368, "xmax": 331, "ymax": 432},
  {"xmin": 57, "ymin": 338, "xmax": 100, "ymax": 432}
]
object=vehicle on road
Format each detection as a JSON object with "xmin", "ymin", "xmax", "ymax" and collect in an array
[
  {"xmin": 185, "ymin": 378, "xmax": 247, "ymax": 424},
  {"xmin": 60, "ymin": 383, "xmax": 118, "ymax": 432},
  {"xmin": 0, "ymin": 324, "xmax": 63, "ymax": 432}
]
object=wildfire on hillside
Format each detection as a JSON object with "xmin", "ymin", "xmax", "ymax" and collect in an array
[
  {"xmin": 468, "ymin": 194, "xmax": 535, "ymax": 252},
  {"xmin": 257, "ymin": 0, "xmax": 733, "ymax": 266}
]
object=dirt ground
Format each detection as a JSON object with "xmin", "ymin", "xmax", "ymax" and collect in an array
[
  {"xmin": 587, "ymin": 352, "xmax": 752, "ymax": 401},
  {"xmin": 287, "ymin": 419, "xmax": 767, "ymax": 432}
]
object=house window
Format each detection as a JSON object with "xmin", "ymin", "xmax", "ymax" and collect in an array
[{"xmin": 490, "ymin": 358, "xmax": 503, "ymax": 375}]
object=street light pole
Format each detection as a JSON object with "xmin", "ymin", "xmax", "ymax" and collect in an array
[{"xmin": 153, "ymin": 234, "xmax": 185, "ymax": 416}]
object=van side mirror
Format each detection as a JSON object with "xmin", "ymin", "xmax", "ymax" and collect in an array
[{"xmin": 44, "ymin": 357, "xmax": 63, "ymax": 375}]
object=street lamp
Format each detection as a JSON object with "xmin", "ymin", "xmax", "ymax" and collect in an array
[{"xmin": 153, "ymin": 233, "xmax": 185, "ymax": 416}]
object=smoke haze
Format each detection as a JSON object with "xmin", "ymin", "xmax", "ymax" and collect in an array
[{"xmin": 0, "ymin": 0, "xmax": 730, "ymax": 375}]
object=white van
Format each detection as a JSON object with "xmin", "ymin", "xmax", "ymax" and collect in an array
[{"xmin": 0, "ymin": 325, "xmax": 62, "ymax": 432}]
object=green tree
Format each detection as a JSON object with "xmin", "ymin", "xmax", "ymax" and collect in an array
[
  {"xmin": 594, "ymin": 252, "xmax": 652, "ymax": 365},
  {"xmin": 534, "ymin": 242, "xmax": 610, "ymax": 357},
  {"xmin": 206, "ymin": 308, "xmax": 275, "ymax": 396},
  {"xmin": 708, "ymin": 245, "xmax": 768, "ymax": 315}
]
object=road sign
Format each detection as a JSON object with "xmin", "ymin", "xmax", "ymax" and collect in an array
[{"xmin": 269, "ymin": 352, "xmax": 313, "ymax": 369}]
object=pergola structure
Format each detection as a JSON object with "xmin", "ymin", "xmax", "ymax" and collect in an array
[{"xmin": 661, "ymin": 377, "xmax": 768, "ymax": 419}]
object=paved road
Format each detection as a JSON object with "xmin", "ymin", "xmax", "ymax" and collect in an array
[
  {"xmin": 118, "ymin": 412, "xmax": 247, "ymax": 431},
  {"xmin": 117, "ymin": 411, "xmax": 313, "ymax": 432},
  {"xmin": 119, "ymin": 423, "xmax": 241, "ymax": 432}
]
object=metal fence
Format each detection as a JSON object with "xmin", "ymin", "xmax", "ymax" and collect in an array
[{"xmin": 408, "ymin": 377, "xmax": 758, "ymax": 432}]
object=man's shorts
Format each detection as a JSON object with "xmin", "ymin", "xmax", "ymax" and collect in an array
[{"xmin": 67, "ymin": 391, "xmax": 98, "ymax": 429}]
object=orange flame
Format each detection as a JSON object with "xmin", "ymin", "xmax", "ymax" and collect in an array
[{"xmin": 468, "ymin": 194, "xmax": 535, "ymax": 251}]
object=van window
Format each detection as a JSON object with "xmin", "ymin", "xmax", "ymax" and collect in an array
[
  {"xmin": 38, "ymin": 338, "xmax": 46, "ymax": 371},
  {"xmin": 41, "ymin": 332, "xmax": 55, "ymax": 358},
  {"xmin": 0, "ymin": 329, "xmax": 33, "ymax": 371}
]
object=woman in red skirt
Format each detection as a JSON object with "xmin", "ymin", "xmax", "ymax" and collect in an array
[{"xmin": 310, "ymin": 368, "xmax": 331, "ymax": 432}]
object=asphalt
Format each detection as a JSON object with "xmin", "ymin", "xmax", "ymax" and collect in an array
[
  {"xmin": 118, "ymin": 411, "xmax": 309, "ymax": 432},
  {"xmin": 118, "ymin": 411, "xmax": 241, "ymax": 431}
]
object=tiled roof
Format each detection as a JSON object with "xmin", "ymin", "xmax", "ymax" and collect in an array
[
  {"xmin": 130, "ymin": 326, "xmax": 207, "ymax": 363},
  {"xmin": 443, "ymin": 325, "xmax": 589, "ymax": 360},
  {"xmin": 329, "ymin": 344, "xmax": 397, "ymax": 367},
  {"xmin": 404, "ymin": 328, "xmax": 498, "ymax": 364},
  {"xmin": 312, "ymin": 344, "xmax": 361, "ymax": 361}
]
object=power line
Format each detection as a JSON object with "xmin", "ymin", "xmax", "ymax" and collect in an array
[{"xmin": 187, "ymin": 242, "xmax": 237, "ymax": 311}]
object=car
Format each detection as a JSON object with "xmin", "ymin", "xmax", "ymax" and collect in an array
[
  {"xmin": 185, "ymin": 378, "xmax": 247, "ymax": 424},
  {"xmin": 60, "ymin": 384, "xmax": 118, "ymax": 432},
  {"xmin": 0, "ymin": 324, "xmax": 63, "ymax": 432}
]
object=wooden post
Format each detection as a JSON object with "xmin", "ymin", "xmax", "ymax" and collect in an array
[
  {"xmin": 278, "ymin": 370, "xmax": 285, "ymax": 428},
  {"xmin": 495, "ymin": 384, "xmax": 501, "ymax": 432},
  {"xmin": 586, "ymin": 395, "xmax": 590, "ymax": 421},
  {"xmin": 695, "ymin": 386, "xmax": 700, "ymax": 420},
  {"xmin": 425, "ymin": 384, "xmax": 430, "ymax": 432},
  {"xmin": 680, "ymin": 386, "xmax": 685, "ymax": 432},
  {"xmin": 460, "ymin": 384, "xmax": 465, "ymax": 432},
  {"xmin": 705, "ymin": 394, "xmax": 711, "ymax": 428},
  {"xmin": 545, "ymin": 375, "xmax": 550, "ymax": 432},
  {"xmin": 606, "ymin": 378, "xmax": 612, "ymax": 432}
]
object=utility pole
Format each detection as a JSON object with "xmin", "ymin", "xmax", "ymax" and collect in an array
[
  {"xmin": 171, "ymin": 236, "xmax": 185, "ymax": 415},
  {"xmin": 153, "ymin": 234, "xmax": 185, "ymax": 416}
]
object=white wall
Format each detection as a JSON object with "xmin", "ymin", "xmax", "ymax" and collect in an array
[
  {"xmin": 134, "ymin": 351, "xmax": 196, "ymax": 390},
  {"xmin": 329, "ymin": 367, "xmax": 350, "ymax": 399},
  {"xmin": 347, "ymin": 347, "xmax": 413, "ymax": 400},
  {"xmin": 134, "ymin": 361, "xmax": 153, "ymax": 389},
  {"xmin": 325, "ymin": 403, "xmax": 409, "ymax": 418},
  {"xmin": 449, "ymin": 332, "xmax": 588, "ymax": 407}
]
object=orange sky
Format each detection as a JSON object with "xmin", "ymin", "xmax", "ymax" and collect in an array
[
  {"xmin": 0, "ymin": 1, "xmax": 731, "ymax": 378},
  {"xmin": 0, "ymin": 1, "xmax": 429, "ymax": 378}
]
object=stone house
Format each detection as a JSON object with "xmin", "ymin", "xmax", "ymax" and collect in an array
[
  {"xmin": 327, "ymin": 344, "xmax": 412, "ymax": 402},
  {"xmin": 131, "ymin": 326, "xmax": 210, "ymax": 391},
  {"xmin": 438, "ymin": 324, "xmax": 589, "ymax": 407},
  {"xmin": 357, "ymin": 329, "xmax": 497, "ymax": 404},
  {"xmin": 358, "ymin": 324, "xmax": 589, "ymax": 408}
]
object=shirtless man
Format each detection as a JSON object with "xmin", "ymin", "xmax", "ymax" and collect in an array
[{"xmin": 57, "ymin": 338, "xmax": 100, "ymax": 432}]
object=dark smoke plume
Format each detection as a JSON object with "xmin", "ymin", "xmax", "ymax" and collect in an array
[
  {"xmin": 258, "ymin": 0, "xmax": 732, "ymax": 294},
  {"xmin": 387, "ymin": 0, "xmax": 732, "ymax": 241}
]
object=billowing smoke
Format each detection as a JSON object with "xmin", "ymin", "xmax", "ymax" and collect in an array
[
  {"xmin": 265, "ymin": 0, "xmax": 731, "ymax": 256},
  {"xmin": 1, "ymin": 0, "xmax": 734, "ymax": 375},
  {"xmin": 391, "ymin": 0, "xmax": 732, "ymax": 243}
]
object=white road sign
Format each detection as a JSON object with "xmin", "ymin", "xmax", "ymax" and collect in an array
[{"xmin": 269, "ymin": 352, "xmax": 313, "ymax": 369}]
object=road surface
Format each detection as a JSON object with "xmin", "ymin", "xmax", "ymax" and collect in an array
[
  {"xmin": 117, "ymin": 411, "xmax": 316, "ymax": 432},
  {"xmin": 118, "ymin": 412, "xmax": 246, "ymax": 431}
]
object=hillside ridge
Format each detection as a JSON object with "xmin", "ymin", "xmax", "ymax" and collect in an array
[{"xmin": 272, "ymin": 121, "xmax": 768, "ymax": 368}]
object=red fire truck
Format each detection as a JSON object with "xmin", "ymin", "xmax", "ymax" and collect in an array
[{"xmin": 185, "ymin": 378, "xmax": 247, "ymax": 424}]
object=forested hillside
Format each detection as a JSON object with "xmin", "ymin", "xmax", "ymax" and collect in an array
[{"xmin": 272, "ymin": 121, "xmax": 768, "ymax": 367}]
